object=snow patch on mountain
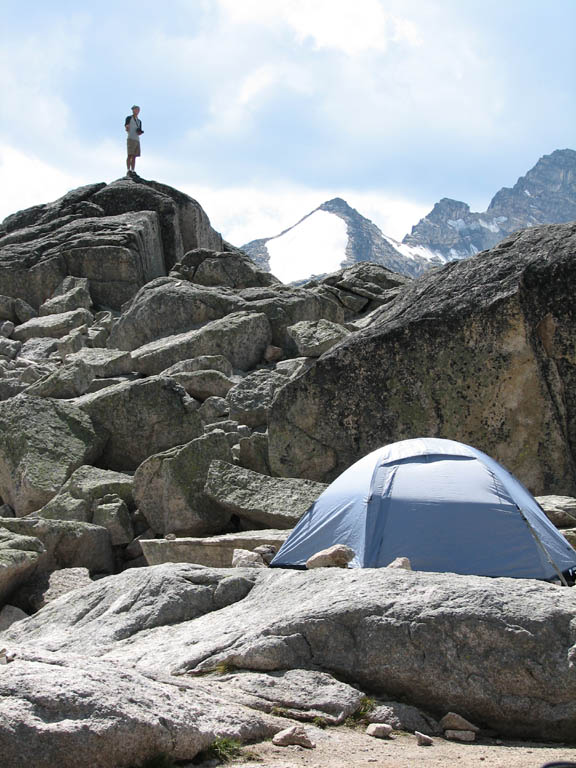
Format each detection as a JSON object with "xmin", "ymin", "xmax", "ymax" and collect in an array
[
  {"xmin": 384, "ymin": 235, "xmax": 446, "ymax": 264},
  {"xmin": 267, "ymin": 210, "xmax": 348, "ymax": 283}
]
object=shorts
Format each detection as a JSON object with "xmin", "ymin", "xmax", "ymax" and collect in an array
[{"xmin": 127, "ymin": 138, "xmax": 141, "ymax": 157}]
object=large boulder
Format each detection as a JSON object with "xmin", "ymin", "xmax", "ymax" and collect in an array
[
  {"xmin": 269, "ymin": 223, "xmax": 576, "ymax": 493},
  {"xmin": 0, "ymin": 563, "xmax": 259, "ymax": 651},
  {"xmin": 0, "ymin": 294, "xmax": 36, "ymax": 324},
  {"xmin": 0, "ymin": 517, "xmax": 114, "ymax": 574},
  {"xmin": 133, "ymin": 431, "xmax": 233, "ymax": 536},
  {"xmin": 0, "ymin": 652, "xmax": 278, "ymax": 768},
  {"xmin": 0, "ymin": 528, "xmax": 45, "ymax": 605},
  {"xmin": 172, "ymin": 248, "xmax": 279, "ymax": 288},
  {"xmin": 91, "ymin": 176, "xmax": 223, "ymax": 270},
  {"xmin": 237, "ymin": 431, "xmax": 272, "ymax": 475},
  {"xmin": 227, "ymin": 369, "xmax": 289, "ymax": 428},
  {"xmin": 170, "ymin": 369, "xmax": 235, "ymax": 401},
  {"xmin": 11, "ymin": 566, "xmax": 94, "ymax": 614},
  {"xmin": 2, "ymin": 565, "xmax": 576, "ymax": 742},
  {"xmin": 65, "ymin": 348, "xmax": 133, "ymax": 378},
  {"xmin": 312, "ymin": 262, "xmax": 411, "ymax": 316},
  {"xmin": 204, "ymin": 461, "xmax": 327, "ymax": 529},
  {"xmin": 286, "ymin": 319, "xmax": 352, "ymax": 357},
  {"xmin": 24, "ymin": 360, "xmax": 94, "ymax": 399},
  {"xmin": 236, "ymin": 286, "xmax": 345, "ymax": 352},
  {"xmin": 0, "ymin": 395, "xmax": 104, "ymax": 516},
  {"xmin": 162, "ymin": 354, "xmax": 234, "ymax": 377},
  {"xmin": 76, "ymin": 376, "xmax": 203, "ymax": 471},
  {"xmin": 38, "ymin": 465, "xmax": 134, "ymax": 523},
  {"xmin": 0, "ymin": 177, "xmax": 223, "ymax": 311},
  {"xmin": 38, "ymin": 276, "xmax": 92, "ymax": 316},
  {"xmin": 12, "ymin": 308, "xmax": 93, "ymax": 342},
  {"xmin": 0, "ymin": 208, "xmax": 165, "ymax": 310},
  {"xmin": 107, "ymin": 278, "xmax": 245, "ymax": 350},
  {"xmin": 131, "ymin": 312, "xmax": 272, "ymax": 376},
  {"xmin": 207, "ymin": 668, "xmax": 364, "ymax": 725}
]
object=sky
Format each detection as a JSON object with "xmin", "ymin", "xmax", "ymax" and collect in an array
[{"xmin": 0, "ymin": 0, "xmax": 574, "ymax": 245}]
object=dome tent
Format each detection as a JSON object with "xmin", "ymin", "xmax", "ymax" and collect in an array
[{"xmin": 270, "ymin": 437, "xmax": 576, "ymax": 581}]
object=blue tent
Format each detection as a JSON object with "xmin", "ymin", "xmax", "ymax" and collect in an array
[{"xmin": 271, "ymin": 437, "xmax": 576, "ymax": 580}]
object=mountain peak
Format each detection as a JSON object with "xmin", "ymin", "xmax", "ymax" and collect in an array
[
  {"xmin": 404, "ymin": 148, "xmax": 576, "ymax": 259},
  {"xmin": 319, "ymin": 197, "xmax": 354, "ymax": 214}
]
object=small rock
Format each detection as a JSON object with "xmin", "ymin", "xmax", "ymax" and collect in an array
[
  {"xmin": 0, "ymin": 648, "xmax": 16, "ymax": 664},
  {"xmin": 253, "ymin": 544, "xmax": 277, "ymax": 565},
  {"xmin": 198, "ymin": 396, "xmax": 229, "ymax": 423},
  {"xmin": 445, "ymin": 729, "xmax": 476, "ymax": 742},
  {"xmin": 92, "ymin": 497, "xmax": 134, "ymax": 546},
  {"xmin": 0, "ymin": 338, "xmax": 21, "ymax": 360},
  {"xmin": 231, "ymin": 549, "xmax": 267, "ymax": 568},
  {"xmin": 386, "ymin": 556, "xmax": 412, "ymax": 570},
  {"xmin": 272, "ymin": 725, "xmax": 316, "ymax": 749},
  {"xmin": 0, "ymin": 321, "xmax": 15, "ymax": 338},
  {"xmin": 368, "ymin": 701, "xmax": 441, "ymax": 735},
  {"xmin": 306, "ymin": 544, "xmax": 355, "ymax": 569},
  {"xmin": 0, "ymin": 605, "xmax": 28, "ymax": 631},
  {"xmin": 264, "ymin": 344, "xmax": 284, "ymax": 363},
  {"xmin": 440, "ymin": 712, "xmax": 480, "ymax": 733},
  {"xmin": 366, "ymin": 723, "xmax": 393, "ymax": 739},
  {"xmin": 124, "ymin": 530, "xmax": 154, "ymax": 561},
  {"xmin": 415, "ymin": 731, "xmax": 434, "ymax": 746}
]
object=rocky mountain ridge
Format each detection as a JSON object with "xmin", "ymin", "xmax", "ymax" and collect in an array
[
  {"xmin": 0, "ymin": 175, "xmax": 575, "ymax": 766},
  {"xmin": 243, "ymin": 148, "xmax": 576, "ymax": 280},
  {"xmin": 403, "ymin": 148, "xmax": 576, "ymax": 260},
  {"xmin": 243, "ymin": 196, "xmax": 442, "ymax": 281}
]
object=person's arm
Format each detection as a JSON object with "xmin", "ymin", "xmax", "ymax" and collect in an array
[{"xmin": 125, "ymin": 116, "xmax": 131, "ymax": 132}]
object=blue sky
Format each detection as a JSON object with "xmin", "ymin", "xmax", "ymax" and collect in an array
[{"xmin": 1, "ymin": 0, "xmax": 574, "ymax": 244}]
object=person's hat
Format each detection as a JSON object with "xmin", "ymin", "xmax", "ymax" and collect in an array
[{"xmin": 131, "ymin": 105, "xmax": 140, "ymax": 109}]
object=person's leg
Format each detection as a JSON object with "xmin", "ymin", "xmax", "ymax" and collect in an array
[{"xmin": 126, "ymin": 154, "xmax": 131, "ymax": 171}]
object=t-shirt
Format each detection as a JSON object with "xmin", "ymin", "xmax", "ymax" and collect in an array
[{"xmin": 125, "ymin": 115, "xmax": 142, "ymax": 140}]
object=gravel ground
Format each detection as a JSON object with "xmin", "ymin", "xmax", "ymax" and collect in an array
[{"xmin": 224, "ymin": 725, "xmax": 576, "ymax": 768}]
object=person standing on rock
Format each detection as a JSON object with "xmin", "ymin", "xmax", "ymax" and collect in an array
[{"xmin": 125, "ymin": 105, "xmax": 143, "ymax": 175}]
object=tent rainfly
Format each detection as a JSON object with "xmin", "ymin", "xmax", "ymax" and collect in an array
[{"xmin": 270, "ymin": 437, "xmax": 576, "ymax": 581}]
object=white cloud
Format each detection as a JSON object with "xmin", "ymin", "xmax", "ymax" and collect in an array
[
  {"xmin": 217, "ymin": 0, "xmax": 421, "ymax": 56},
  {"xmin": 0, "ymin": 17, "xmax": 86, "ymax": 145},
  {"xmin": 0, "ymin": 146, "xmax": 84, "ymax": 222},
  {"xmin": 237, "ymin": 66, "xmax": 279, "ymax": 106}
]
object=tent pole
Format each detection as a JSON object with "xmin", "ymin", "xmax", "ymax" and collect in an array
[{"xmin": 516, "ymin": 506, "xmax": 570, "ymax": 586}]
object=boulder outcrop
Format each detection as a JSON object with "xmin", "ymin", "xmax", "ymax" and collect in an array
[
  {"xmin": 204, "ymin": 460, "xmax": 327, "ymax": 529},
  {"xmin": 0, "ymin": 395, "xmax": 104, "ymax": 515},
  {"xmin": 131, "ymin": 311, "xmax": 272, "ymax": 375},
  {"xmin": 0, "ymin": 176, "xmax": 223, "ymax": 310},
  {"xmin": 38, "ymin": 465, "xmax": 134, "ymax": 523},
  {"xmin": 171, "ymin": 246, "xmax": 278, "ymax": 288},
  {"xmin": 133, "ymin": 431, "xmax": 233, "ymax": 536},
  {"xmin": 75, "ymin": 375, "xmax": 202, "ymax": 471},
  {"xmin": 0, "ymin": 528, "xmax": 45, "ymax": 604},
  {"xmin": 2, "ymin": 564, "xmax": 575, "ymax": 742},
  {"xmin": 0, "ymin": 652, "xmax": 279, "ymax": 768},
  {"xmin": 227, "ymin": 369, "xmax": 288, "ymax": 427},
  {"xmin": 0, "ymin": 517, "xmax": 114, "ymax": 574},
  {"xmin": 269, "ymin": 222, "xmax": 576, "ymax": 494}
]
